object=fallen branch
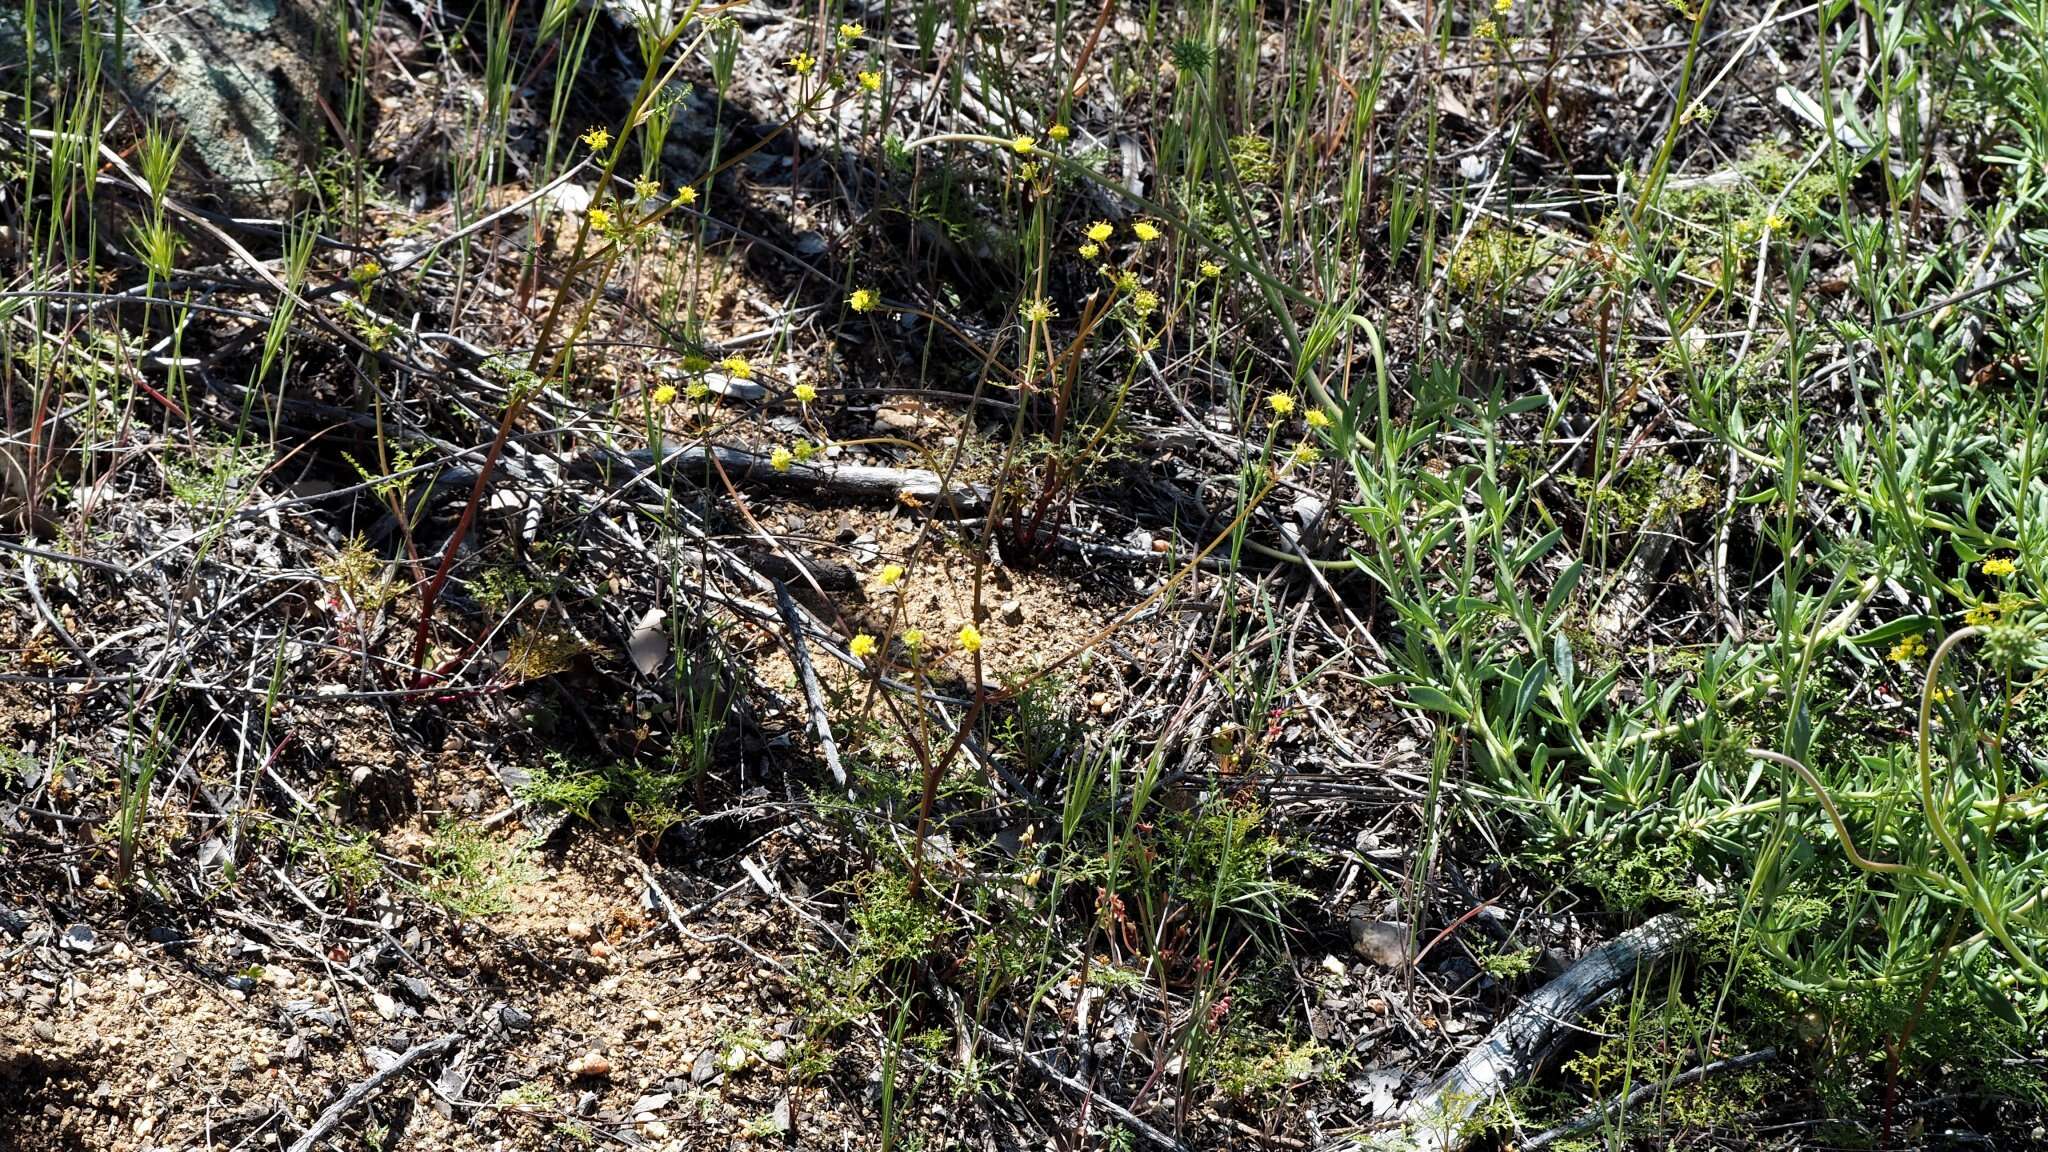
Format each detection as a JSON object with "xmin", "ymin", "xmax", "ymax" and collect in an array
[
  {"xmin": 774, "ymin": 580, "xmax": 848, "ymax": 792},
  {"xmin": 1394, "ymin": 913, "xmax": 1690, "ymax": 1151},
  {"xmin": 287, "ymin": 1033, "xmax": 464, "ymax": 1152},
  {"xmin": 1521, "ymin": 1047, "xmax": 1776, "ymax": 1150},
  {"xmin": 575, "ymin": 445, "xmax": 989, "ymax": 511}
]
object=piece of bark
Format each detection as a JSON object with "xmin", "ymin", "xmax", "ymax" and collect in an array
[{"xmin": 1394, "ymin": 913, "xmax": 1689, "ymax": 1151}]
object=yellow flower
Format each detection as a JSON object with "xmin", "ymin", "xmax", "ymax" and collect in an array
[
  {"xmin": 1049, "ymin": 124, "xmax": 1070, "ymax": 141},
  {"xmin": 877, "ymin": 563, "xmax": 905, "ymax": 587},
  {"xmin": 1199, "ymin": 260, "xmax": 1224, "ymax": 277},
  {"xmin": 581, "ymin": 126, "xmax": 612, "ymax": 150},
  {"xmin": 793, "ymin": 440, "xmax": 818, "ymax": 462},
  {"xmin": 1983, "ymin": 557, "xmax": 2018, "ymax": 578},
  {"xmin": 1021, "ymin": 299, "xmax": 1055, "ymax": 324},
  {"xmin": 957, "ymin": 623, "xmax": 983, "ymax": 653},
  {"xmin": 1890, "ymin": 634, "xmax": 1929, "ymax": 662},
  {"xmin": 1965, "ymin": 604, "xmax": 1998, "ymax": 627},
  {"xmin": 850, "ymin": 288, "xmax": 881, "ymax": 313},
  {"xmin": 1131, "ymin": 289, "xmax": 1159, "ymax": 317},
  {"xmin": 794, "ymin": 383, "xmax": 819, "ymax": 404},
  {"xmin": 1018, "ymin": 162, "xmax": 1041, "ymax": 181},
  {"xmin": 1086, "ymin": 221, "xmax": 1114, "ymax": 242},
  {"xmin": 651, "ymin": 384, "xmax": 677, "ymax": 406},
  {"xmin": 1288, "ymin": 443, "xmax": 1322, "ymax": 467},
  {"xmin": 1115, "ymin": 269, "xmax": 1140, "ymax": 293},
  {"xmin": 1494, "ymin": 0, "xmax": 1512, "ymax": 12},
  {"xmin": 788, "ymin": 52, "xmax": 816, "ymax": 75},
  {"xmin": 633, "ymin": 178, "xmax": 660, "ymax": 202},
  {"xmin": 1475, "ymin": 19, "xmax": 1497, "ymax": 38},
  {"xmin": 770, "ymin": 446, "xmax": 795, "ymax": 472},
  {"xmin": 1078, "ymin": 242, "xmax": 1101, "ymax": 260},
  {"xmin": 1011, "ymin": 135, "xmax": 1036, "ymax": 155},
  {"xmin": 1305, "ymin": 409, "xmax": 1332, "ymax": 429},
  {"xmin": 901, "ymin": 628, "xmax": 925, "ymax": 650},
  {"xmin": 1131, "ymin": 221, "xmax": 1162, "ymax": 242},
  {"xmin": 675, "ymin": 185, "xmax": 698, "ymax": 206},
  {"xmin": 1930, "ymin": 686, "xmax": 1955, "ymax": 704},
  {"xmin": 837, "ymin": 22, "xmax": 864, "ymax": 41},
  {"xmin": 858, "ymin": 70, "xmax": 882, "ymax": 91},
  {"xmin": 586, "ymin": 207, "xmax": 613, "ymax": 233},
  {"xmin": 1267, "ymin": 393, "xmax": 1296, "ymax": 416},
  {"xmin": 686, "ymin": 381, "xmax": 710, "ymax": 401},
  {"xmin": 850, "ymin": 633, "xmax": 878, "ymax": 658},
  {"xmin": 721, "ymin": 355, "xmax": 753, "ymax": 380}
]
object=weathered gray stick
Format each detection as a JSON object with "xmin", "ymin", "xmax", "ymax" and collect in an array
[
  {"xmin": 576, "ymin": 445, "xmax": 990, "ymax": 511},
  {"xmin": 773, "ymin": 580, "xmax": 847, "ymax": 791},
  {"xmin": 286, "ymin": 1032, "xmax": 464, "ymax": 1152},
  {"xmin": 1395, "ymin": 913, "xmax": 1690, "ymax": 1151}
]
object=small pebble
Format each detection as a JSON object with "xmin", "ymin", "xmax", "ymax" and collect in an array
[{"xmin": 567, "ymin": 1051, "xmax": 611, "ymax": 1078}]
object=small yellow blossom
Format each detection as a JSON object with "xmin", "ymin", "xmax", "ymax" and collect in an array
[
  {"xmin": 686, "ymin": 381, "xmax": 711, "ymax": 401},
  {"xmin": 586, "ymin": 207, "xmax": 613, "ymax": 233},
  {"xmin": 788, "ymin": 52, "xmax": 816, "ymax": 75},
  {"xmin": 1890, "ymin": 634, "xmax": 1929, "ymax": 663},
  {"xmin": 794, "ymin": 383, "xmax": 819, "ymax": 404},
  {"xmin": 1766, "ymin": 213, "xmax": 1789, "ymax": 233},
  {"xmin": 1494, "ymin": 0, "xmax": 1512, "ymax": 12},
  {"xmin": 793, "ymin": 440, "xmax": 819, "ymax": 462},
  {"xmin": 858, "ymin": 70, "xmax": 882, "ymax": 91},
  {"xmin": 1078, "ymin": 242, "xmax": 1101, "ymax": 260},
  {"xmin": 1305, "ymin": 409, "xmax": 1332, "ymax": 429},
  {"xmin": 770, "ymin": 446, "xmax": 795, "ymax": 472},
  {"xmin": 850, "ymin": 288, "xmax": 881, "ymax": 313},
  {"xmin": 1475, "ymin": 19, "xmax": 1497, "ymax": 38},
  {"xmin": 1288, "ymin": 443, "xmax": 1322, "ymax": 467},
  {"xmin": 850, "ymin": 633, "xmax": 878, "ymax": 658},
  {"xmin": 877, "ymin": 563, "xmax": 905, "ymax": 587},
  {"xmin": 1049, "ymin": 124, "xmax": 1070, "ymax": 141},
  {"xmin": 581, "ymin": 126, "xmax": 612, "ymax": 150},
  {"xmin": 1011, "ymin": 135, "xmax": 1036, "ymax": 155},
  {"xmin": 901, "ymin": 628, "xmax": 925, "ymax": 650},
  {"xmin": 676, "ymin": 185, "xmax": 698, "ymax": 206},
  {"xmin": 651, "ymin": 384, "xmax": 677, "ymax": 406},
  {"xmin": 1115, "ymin": 269, "xmax": 1140, "ymax": 292},
  {"xmin": 1199, "ymin": 260, "xmax": 1224, "ymax": 277},
  {"xmin": 1131, "ymin": 289, "xmax": 1159, "ymax": 317},
  {"xmin": 837, "ymin": 22, "xmax": 864, "ymax": 41},
  {"xmin": 1931, "ymin": 686, "xmax": 1956, "ymax": 704},
  {"xmin": 1983, "ymin": 557, "xmax": 2018, "ymax": 578},
  {"xmin": 633, "ymin": 177, "xmax": 660, "ymax": 202},
  {"xmin": 1267, "ymin": 393, "xmax": 1296, "ymax": 416},
  {"xmin": 957, "ymin": 623, "xmax": 983, "ymax": 653},
  {"xmin": 1966, "ymin": 604, "xmax": 1999, "ymax": 627},
  {"xmin": 1086, "ymin": 220, "xmax": 1113, "ymax": 242},
  {"xmin": 1021, "ymin": 299, "xmax": 1055, "ymax": 324},
  {"xmin": 722, "ymin": 355, "xmax": 753, "ymax": 380},
  {"xmin": 1131, "ymin": 221, "xmax": 1162, "ymax": 242},
  {"xmin": 1018, "ymin": 162, "xmax": 1041, "ymax": 181}
]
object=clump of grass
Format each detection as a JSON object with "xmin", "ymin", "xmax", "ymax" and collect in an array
[{"xmin": 414, "ymin": 819, "xmax": 526, "ymax": 918}]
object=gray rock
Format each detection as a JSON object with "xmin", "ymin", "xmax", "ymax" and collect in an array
[
  {"xmin": 59, "ymin": 923, "xmax": 95, "ymax": 953},
  {"xmin": 125, "ymin": 0, "xmax": 331, "ymax": 212},
  {"xmin": 1348, "ymin": 915, "xmax": 1415, "ymax": 969}
]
